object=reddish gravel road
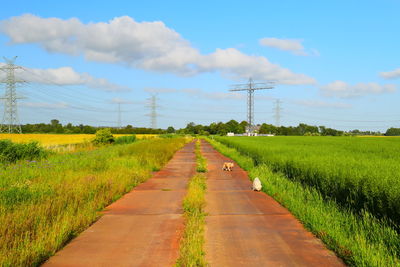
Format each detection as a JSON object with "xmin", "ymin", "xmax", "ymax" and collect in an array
[
  {"xmin": 201, "ymin": 140, "xmax": 345, "ymax": 267},
  {"xmin": 43, "ymin": 142, "xmax": 196, "ymax": 267}
]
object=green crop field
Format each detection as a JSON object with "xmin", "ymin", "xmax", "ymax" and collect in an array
[
  {"xmin": 211, "ymin": 136, "xmax": 400, "ymax": 266},
  {"xmin": 0, "ymin": 137, "xmax": 188, "ymax": 266},
  {"xmin": 215, "ymin": 136, "xmax": 400, "ymax": 225}
]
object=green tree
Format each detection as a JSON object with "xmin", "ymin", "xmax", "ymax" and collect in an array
[
  {"xmin": 167, "ymin": 126, "xmax": 175, "ymax": 133},
  {"xmin": 385, "ymin": 128, "xmax": 400, "ymax": 136}
]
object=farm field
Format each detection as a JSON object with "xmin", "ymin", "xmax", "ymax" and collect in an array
[
  {"xmin": 209, "ymin": 136, "xmax": 400, "ymax": 266},
  {"xmin": 215, "ymin": 136, "xmax": 400, "ymax": 225},
  {"xmin": 0, "ymin": 137, "xmax": 187, "ymax": 266},
  {"xmin": 0, "ymin": 133, "xmax": 158, "ymax": 147}
]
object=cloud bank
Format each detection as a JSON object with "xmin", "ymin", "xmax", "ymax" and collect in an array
[
  {"xmin": 0, "ymin": 63, "xmax": 130, "ymax": 91},
  {"xmin": 259, "ymin": 37, "xmax": 320, "ymax": 57},
  {"xmin": 320, "ymin": 80, "xmax": 396, "ymax": 98},
  {"xmin": 380, "ymin": 68, "xmax": 400, "ymax": 79},
  {"xmin": 0, "ymin": 14, "xmax": 315, "ymax": 85}
]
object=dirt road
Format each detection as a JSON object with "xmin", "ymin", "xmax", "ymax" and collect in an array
[
  {"xmin": 43, "ymin": 142, "xmax": 196, "ymax": 267},
  {"xmin": 201, "ymin": 140, "xmax": 344, "ymax": 266},
  {"xmin": 43, "ymin": 140, "xmax": 344, "ymax": 266}
]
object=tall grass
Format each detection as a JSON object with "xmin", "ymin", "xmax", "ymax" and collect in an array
[
  {"xmin": 176, "ymin": 140, "xmax": 207, "ymax": 267},
  {"xmin": 114, "ymin": 134, "xmax": 136, "ymax": 145},
  {"xmin": 207, "ymin": 137, "xmax": 400, "ymax": 266},
  {"xmin": 0, "ymin": 138, "xmax": 187, "ymax": 267},
  {"xmin": 215, "ymin": 136, "xmax": 400, "ymax": 227}
]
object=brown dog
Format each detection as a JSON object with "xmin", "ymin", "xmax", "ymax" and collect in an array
[{"xmin": 222, "ymin": 162, "xmax": 234, "ymax": 171}]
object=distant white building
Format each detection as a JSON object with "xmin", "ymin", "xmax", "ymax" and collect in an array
[{"xmin": 227, "ymin": 132, "xmax": 235, "ymax": 136}]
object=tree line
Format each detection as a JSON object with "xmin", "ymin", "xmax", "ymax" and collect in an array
[
  {"xmin": 179, "ymin": 120, "xmax": 391, "ymax": 136},
  {"xmin": 20, "ymin": 120, "xmax": 167, "ymax": 134},
  {"xmin": 14, "ymin": 119, "xmax": 400, "ymax": 136}
]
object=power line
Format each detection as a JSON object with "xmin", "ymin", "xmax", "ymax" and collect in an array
[
  {"xmin": 230, "ymin": 77, "xmax": 274, "ymax": 135},
  {"xmin": 0, "ymin": 56, "xmax": 25, "ymax": 133},
  {"xmin": 20, "ymin": 67, "xmax": 111, "ymax": 104},
  {"xmin": 117, "ymin": 103, "xmax": 121, "ymax": 128}
]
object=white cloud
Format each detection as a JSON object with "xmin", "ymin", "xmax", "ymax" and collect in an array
[
  {"xmin": 380, "ymin": 68, "xmax": 400, "ymax": 79},
  {"xmin": 295, "ymin": 100, "xmax": 352, "ymax": 109},
  {"xmin": 198, "ymin": 48, "xmax": 315, "ymax": 84},
  {"xmin": 0, "ymin": 63, "xmax": 130, "ymax": 91},
  {"xmin": 259, "ymin": 37, "xmax": 308, "ymax": 56},
  {"xmin": 320, "ymin": 80, "xmax": 396, "ymax": 98},
  {"xmin": 0, "ymin": 14, "xmax": 315, "ymax": 85}
]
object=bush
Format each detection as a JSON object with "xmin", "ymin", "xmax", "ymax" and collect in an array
[
  {"xmin": 92, "ymin": 128, "xmax": 115, "ymax": 146},
  {"xmin": 0, "ymin": 140, "xmax": 46, "ymax": 164},
  {"xmin": 114, "ymin": 135, "xmax": 136, "ymax": 145}
]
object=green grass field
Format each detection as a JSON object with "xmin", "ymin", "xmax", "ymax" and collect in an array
[
  {"xmin": 209, "ymin": 136, "xmax": 400, "ymax": 266},
  {"xmin": 0, "ymin": 137, "xmax": 188, "ymax": 267}
]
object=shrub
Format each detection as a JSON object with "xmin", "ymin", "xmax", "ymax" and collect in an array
[
  {"xmin": 0, "ymin": 140, "xmax": 46, "ymax": 164},
  {"xmin": 92, "ymin": 129, "xmax": 115, "ymax": 146}
]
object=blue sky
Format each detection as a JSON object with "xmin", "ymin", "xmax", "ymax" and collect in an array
[{"xmin": 0, "ymin": 0, "xmax": 399, "ymax": 131}]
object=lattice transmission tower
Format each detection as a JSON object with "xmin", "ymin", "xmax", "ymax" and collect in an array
[
  {"xmin": 146, "ymin": 95, "xmax": 158, "ymax": 129},
  {"xmin": 230, "ymin": 78, "xmax": 274, "ymax": 135},
  {"xmin": 274, "ymin": 99, "xmax": 282, "ymax": 127},
  {"xmin": 0, "ymin": 56, "xmax": 25, "ymax": 133}
]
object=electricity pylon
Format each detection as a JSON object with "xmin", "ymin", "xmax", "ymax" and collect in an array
[
  {"xmin": 274, "ymin": 99, "xmax": 282, "ymax": 127},
  {"xmin": 146, "ymin": 95, "xmax": 158, "ymax": 129},
  {"xmin": 0, "ymin": 56, "xmax": 25, "ymax": 133},
  {"xmin": 230, "ymin": 78, "xmax": 274, "ymax": 135}
]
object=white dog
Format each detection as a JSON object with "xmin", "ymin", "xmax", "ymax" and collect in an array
[{"xmin": 252, "ymin": 177, "xmax": 262, "ymax": 191}]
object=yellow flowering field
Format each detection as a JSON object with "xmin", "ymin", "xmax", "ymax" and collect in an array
[{"xmin": 0, "ymin": 134, "xmax": 157, "ymax": 146}]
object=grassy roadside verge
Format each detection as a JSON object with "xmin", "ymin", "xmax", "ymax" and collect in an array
[
  {"xmin": 0, "ymin": 137, "xmax": 188, "ymax": 267},
  {"xmin": 205, "ymin": 137, "xmax": 400, "ymax": 266},
  {"xmin": 176, "ymin": 139, "xmax": 207, "ymax": 267}
]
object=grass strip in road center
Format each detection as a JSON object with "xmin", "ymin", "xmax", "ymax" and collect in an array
[
  {"xmin": 175, "ymin": 140, "xmax": 207, "ymax": 267},
  {"xmin": 195, "ymin": 139, "xmax": 207, "ymax": 173}
]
